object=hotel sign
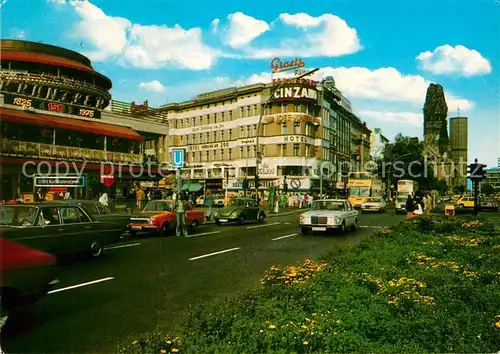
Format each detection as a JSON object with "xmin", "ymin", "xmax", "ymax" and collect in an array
[{"xmin": 4, "ymin": 93, "xmax": 101, "ymax": 119}]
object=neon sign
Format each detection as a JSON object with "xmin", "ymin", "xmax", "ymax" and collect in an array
[{"xmin": 270, "ymin": 57, "xmax": 305, "ymax": 74}]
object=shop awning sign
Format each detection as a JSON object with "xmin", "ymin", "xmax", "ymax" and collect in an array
[{"xmin": 34, "ymin": 176, "xmax": 85, "ymax": 187}]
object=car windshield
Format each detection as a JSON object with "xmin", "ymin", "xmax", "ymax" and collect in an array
[
  {"xmin": 0, "ymin": 205, "xmax": 38, "ymax": 227},
  {"xmin": 229, "ymin": 199, "xmax": 246, "ymax": 206},
  {"xmin": 312, "ymin": 201, "xmax": 346, "ymax": 211},
  {"xmin": 366, "ymin": 198, "xmax": 382, "ymax": 202}
]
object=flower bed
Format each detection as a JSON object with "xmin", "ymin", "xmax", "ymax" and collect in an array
[{"xmin": 119, "ymin": 215, "xmax": 500, "ymax": 353}]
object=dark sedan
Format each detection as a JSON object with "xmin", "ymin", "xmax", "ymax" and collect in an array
[
  {"xmin": 0, "ymin": 203, "xmax": 123, "ymax": 259},
  {"xmin": 43, "ymin": 199, "xmax": 131, "ymax": 233}
]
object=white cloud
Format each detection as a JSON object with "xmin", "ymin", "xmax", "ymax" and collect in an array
[
  {"xmin": 210, "ymin": 18, "xmax": 220, "ymax": 33},
  {"xmin": 416, "ymin": 44, "xmax": 492, "ymax": 77},
  {"xmin": 47, "ymin": 0, "xmax": 66, "ymax": 4},
  {"xmin": 223, "ymin": 12, "xmax": 269, "ymax": 48},
  {"xmin": 52, "ymin": 0, "xmax": 217, "ymax": 70},
  {"xmin": 358, "ymin": 111, "xmax": 423, "ymax": 128},
  {"xmin": 10, "ymin": 28, "xmax": 26, "ymax": 39},
  {"xmin": 139, "ymin": 80, "xmax": 167, "ymax": 93},
  {"xmin": 246, "ymin": 13, "xmax": 362, "ymax": 58}
]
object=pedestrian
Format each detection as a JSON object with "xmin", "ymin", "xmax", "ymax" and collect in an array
[
  {"xmin": 405, "ymin": 194, "xmax": 415, "ymax": 220},
  {"xmin": 175, "ymin": 193, "xmax": 188, "ymax": 237},
  {"xmin": 99, "ymin": 192, "xmax": 108, "ymax": 206},
  {"xmin": 136, "ymin": 187, "xmax": 145, "ymax": 210}
]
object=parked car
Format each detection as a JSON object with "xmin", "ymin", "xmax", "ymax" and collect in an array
[
  {"xmin": 128, "ymin": 200, "xmax": 205, "ymax": 236},
  {"xmin": 213, "ymin": 197, "xmax": 266, "ymax": 225},
  {"xmin": 43, "ymin": 200, "xmax": 131, "ymax": 233},
  {"xmin": 0, "ymin": 204, "xmax": 123, "ymax": 258},
  {"xmin": 299, "ymin": 199, "xmax": 359, "ymax": 234},
  {"xmin": 361, "ymin": 197, "xmax": 387, "ymax": 212},
  {"xmin": 213, "ymin": 195, "xmax": 225, "ymax": 207},
  {"xmin": 0, "ymin": 237, "xmax": 58, "ymax": 312},
  {"xmin": 480, "ymin": 197, "xmax": 499, "ymax": 211},
  {"xmin": 455, "ymin": 196, "xmax": 474, "ymax": 208}
]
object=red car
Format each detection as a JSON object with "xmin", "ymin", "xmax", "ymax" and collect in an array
[
  {"xmin": 128, "ymin": 200, "xmax": 205, "ymax": 236},
  {"xmin": 0, "ymin": 237, "xmax": 58, "ymax": 312}
]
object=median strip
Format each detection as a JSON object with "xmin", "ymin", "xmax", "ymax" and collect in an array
[
  {"xmin": 188, "ymin": 247, "xmax": 241, "ymax": 261},
  {"xmin": 359, "ymin": 226, "xmax": 389, "ymax": 229},
  {"xmin": 272, "ymin": 233, "xmax": 298, "ymax": 241},
  {"xmin": 247, "ymin": 222, "xmax": 280, "ymax": 229},
  {"xmin": 104, "ymin": 242, "xmax": 141, "ymax": 250},
  {"xmin": 48, "ymin": 277, "xmax": 114, "ymax": 294},
  {"xmin": 185, "ymin": 231, "xmax": 221, "ymax": 238}
]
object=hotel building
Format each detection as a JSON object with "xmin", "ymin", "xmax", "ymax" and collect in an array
[{"xmin": 161, "ymin": 76, "xmax": 371, "ymax": 194}]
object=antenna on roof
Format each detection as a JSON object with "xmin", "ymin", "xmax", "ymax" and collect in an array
[{"xmin": 457, "ymin": 105, "xmax": 460, "ymax": 117}]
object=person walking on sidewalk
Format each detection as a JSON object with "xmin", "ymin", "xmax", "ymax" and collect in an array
[
  {"xmin": 424, "ymin": 193, "xmax": 433, "ymax": 216},
  {"xmin": 405, "ymin": 194, "xmax": 415, "ymax": 220},
  {"xmin": 175, "ymin": 193, "xmax": 189, "ymax": 237}
]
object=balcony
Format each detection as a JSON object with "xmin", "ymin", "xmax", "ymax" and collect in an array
[{"xmin": 0, "ymin": 138, "xmax": 142, "ymax": 165}]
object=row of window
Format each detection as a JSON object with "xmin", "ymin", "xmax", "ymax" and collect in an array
[
  {"xmin": 170, "ymin": 103, "xmax": 319, "ymax": 129},
  {"xmin": 174, "ymin": 122, "xmax": 317, "ymax": 145},
  {"xmin": 183, "ymin": 144, "xmax": 316, "ymax": 163}
]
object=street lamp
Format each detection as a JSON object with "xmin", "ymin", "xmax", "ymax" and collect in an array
[{"xmin": 254, "ymin": 68, "xmax": 320, "ymax": 201}]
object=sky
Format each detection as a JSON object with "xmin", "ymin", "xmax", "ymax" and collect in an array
[{"xmin": 2, "ymin": 0, "xmax": 499, "ymax": 166}]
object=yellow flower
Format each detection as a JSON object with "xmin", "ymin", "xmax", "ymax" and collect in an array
[
  {"xmin": 132, "ymin": 341, "xmax": 138, "ymax": 345},
  {"xmin": 388, "ymin": 281, "xmax": 395, "ymax": 287},
  {"xmin": 167, "ymin": 341, "xmax": 172, "ymax": 344},
  {"xmin": 303, "ymin": 341, "xmax": 309, "ymax": 345},
  {"xmin": 172, "ymin": 349, "xmax": 179, "ymax": 353},
  {"xmin": 269, "ymin": 324, "xmax": 276, "ymax": 329},
  {"xmin": 495, "ymin": 322, "xmax": 500, "ymax": 328},
  {"xmin": 161, "ymin": 350, "xmax": 167, "ymax": 354}
]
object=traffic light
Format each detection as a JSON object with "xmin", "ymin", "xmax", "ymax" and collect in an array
[
  {"xmin": 254, "ymin": 174, "xmax": 260, "ymax": 189},
  {"xmin": 468, "ymin": 159, "xmax": 487, "ymax": 180},
  {"xmin": 242, "ymin": 177, "xmax": 249, "ymax": 190}
]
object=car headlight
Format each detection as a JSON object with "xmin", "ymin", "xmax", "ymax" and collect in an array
[
  {"xmin": 334, "ymin": 216, "xmax": 341, "ymax": 224},
  {"xmin": 299, "ymin": 215, "xmax": 305, "ymax": 223},
  {"xmin": 148, "ymin": 218, "xmax": 155, "ymax": 224},
  {"xmin": 230, "ymin": 210, "xmax": 240, "ymax": 217}
]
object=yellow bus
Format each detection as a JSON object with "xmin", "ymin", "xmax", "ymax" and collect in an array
[{"xmin": 347, "ymin": 171, "xmax": 383, "ymax": 208}]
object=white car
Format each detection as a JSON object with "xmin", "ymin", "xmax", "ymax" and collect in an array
[
  {"xmin": 299, "ymin": 199, "xmax": 359, "ymax": 234},
  {"xmin": 361, "ymin": 197, "xmax": 387, "ymax": 212}
]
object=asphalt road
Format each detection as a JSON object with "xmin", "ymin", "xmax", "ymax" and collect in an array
[{"xmin": 0, "ymin": 211, "xmax": 428, "ymax": 353}]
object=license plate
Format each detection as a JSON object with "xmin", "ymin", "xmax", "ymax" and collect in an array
[
  {"xmin": 131, "ymin": 226, "xmax": 142, "ymax": 230},
  {"xmin": 220, "ymin": 219, "xmax": 228, "ymax": 222},
  {"xmin": 312, "ymin": 227, "xmax": 326, "ymax": 231}
]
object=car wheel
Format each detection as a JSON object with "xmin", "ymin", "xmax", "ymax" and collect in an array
[
  {"xmin": 300, "ymin": 227, "xmax": 310, "ymax": 235},
  {"xmin": 340, "ymin": 221, "xmax": 346, "ymax": 234},
  {"xmin": 459, "ymin": 204, "xmax": 464, "ymax": 208},
  {"xmin": 190, "ymin": 219, "xmax": 199, "ymax": 230},
  {"xmin": 238, "ymin": 215, "xmax": 245, "ymax": 225},
  {"xmin": 89, "ymin": 240, "xmax": 103, "ymax": 258},
  {"xmin": 351, "ymin": 218, "xmax": 357, "ymax": 232},
  {"xmin": 160, "ymin": 222, "xmax": 170, "ymax": 237},
  {"xmin": 257, "ymin": 212, "xmax": 265, "ymax": 223},
  {"xmin": 215, "ymin": 218, "xmax": 220, "ymax": 225}
]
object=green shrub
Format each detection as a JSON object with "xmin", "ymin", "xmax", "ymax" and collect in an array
[{"xmin": 118, "ymin": 216, "xmax": 500, "ymax": 353}]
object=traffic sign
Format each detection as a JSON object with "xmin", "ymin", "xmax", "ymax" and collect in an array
[
  {"xmin": 290, "ymin": 179, "xmax": 301, "ymax": 189},
  {"xmin": 172, "ymin": 149, "xmax": 185, "ymax": 168}
]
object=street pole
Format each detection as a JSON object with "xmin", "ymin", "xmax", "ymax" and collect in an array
[
  {"xmin": 225, "ymin": 168, "xmax": 229, "ymax": 206},
  {"xmin": 176, "ymin": 168, "xmax": 181, "ymax": 195},
  {"xmin": 319, "ymin": 154, "xmax": 323, "ymax": 197},
  {"xmin": 254, "ymin": 68, "xmax": 319, "ymax": 202},
  {"xmin": 473, "ymin": 180, "xmax": 479, "ymax": 216}
]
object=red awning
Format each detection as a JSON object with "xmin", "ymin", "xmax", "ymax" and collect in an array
[{"xmin": 0, "ymin": 107, "xmax": 143, "ymax": 141}]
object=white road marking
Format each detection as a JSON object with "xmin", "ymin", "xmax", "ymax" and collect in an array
[
  {"xmin": 189, "ymin": 247, "xmax": 241, "ymax": 261},
  {"xmin": 247, "ymin": 222, "xmax": 280, "ymax": 229},
  {"xmin": 272, "ymin": 233, "xmax": 298, "ymax": 241},
  {"xmin": 185, "ymin": 231, "xmax": 221, "ymax": 238},
  {"xmin": 48, "ymin": 277, "xmax": 114, "ymax": 294},
  {"xmin": 104, "ymin": 243, "xmax": 140, "ymax": 250},
  {"xmin": 284, "ymin": 222, "xmax": 291, "ymax": 225}
]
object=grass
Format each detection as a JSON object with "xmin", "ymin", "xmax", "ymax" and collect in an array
[{"xmin": 118, "ymin": 215, "xmax": 500, "ymax": 353}]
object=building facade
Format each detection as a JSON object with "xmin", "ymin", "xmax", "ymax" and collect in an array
[
  {"xmin": 485, "ymin": 168, "xmax": 500, "ymax": 192},
  {"xmin": 0, "ymin": 40, "xmax": 169, "ymax": 200},
  {"xmin": 162, "ymin": 76, "xmax": 370, "ymax": 194},
  {"xmin": 370, "ymin": 128, "xmax": 389, "ymax": 159},
  {"xmin": 449, "ymin": 117, "xmax": 468, "ymax": 187}
]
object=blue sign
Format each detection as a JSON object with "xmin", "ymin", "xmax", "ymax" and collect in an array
[{"xmin": 172, "ymin": 149, "xmax": 185, "ymax": 168}]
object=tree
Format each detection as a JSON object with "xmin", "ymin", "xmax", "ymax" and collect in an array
[
  {"xmin": 376, "ymin": 133, "xmax": 442, "ymax": 192},
  {"xmin": 481, "ymin": 183, "xmax": 496, "ymax": 196},
  {"xmin": 453, "ymin": 185, "xmax": 466, "ymax": 195}
]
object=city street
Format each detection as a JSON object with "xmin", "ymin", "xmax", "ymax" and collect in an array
[{"xmin": 2, "ymin": 211, "xmax": 405, "ymax": 353}]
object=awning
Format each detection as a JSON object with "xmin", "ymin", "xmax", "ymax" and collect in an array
[
  {"xmin": 182, "ymin": 183, "xmax": 203, "ymax": 192},
  {"xmin": 0, "ymin": 107, "xmax": 143, "ymax": 141}
]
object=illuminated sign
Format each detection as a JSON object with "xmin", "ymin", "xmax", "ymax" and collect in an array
[
  {"xmin": 4, "ymin": 93, "xmax": 101, "ymax": 118},
  {"xmin": 270, "ymin": 57, "xmax": 305, "ymax": 74},
  {"xmin": 272, "ymin": 86, "xmax": 318, "ymax": 101},
  {"xmin": 34, "ymin": 175, "xmax": 85, "ymax": 187}
]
